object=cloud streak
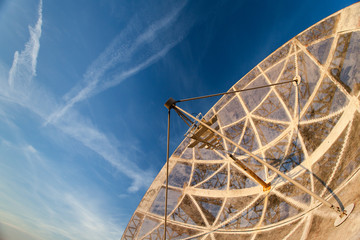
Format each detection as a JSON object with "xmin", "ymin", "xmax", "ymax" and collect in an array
[
  {"xmin": 0, "ymin": 1, "xmax": 200, "ymax": 238},
  {"xmin": 56, "ymin": 110, "xmax": 154, "ymax": 192},
  {"xmin": 0, "ymin": 142, "xmax": 123, "ymax": 240},
  {"xmin": 8, "ymin": 0, "xmax": 42, "ymax": 88},
  {"xmin": 1, "ymin": 0, "xmax": 154, "ymax": 193},
  {"xmin": 45, "ymin": 0, "xmax": 189, "ymax": 125}
]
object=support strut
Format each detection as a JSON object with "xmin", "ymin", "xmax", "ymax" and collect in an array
[
  {"xmin": 163, "ymin": 109, "xmax": 171, "ymax": 239},
  {"xmin": 229, "ymin": 154, "xmax": 271, "ymax": 192},
  {"xmin": 163, "ymin": 75, "xmax": 353, "ymax": 229},
  {"xmin": 171, "ymin": 104, "xmax": 351, "ymax": 223}
]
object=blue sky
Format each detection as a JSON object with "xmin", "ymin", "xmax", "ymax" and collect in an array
[{"xmin": 0, "ymin": 0, "xmax": 355, "ymax": 239}]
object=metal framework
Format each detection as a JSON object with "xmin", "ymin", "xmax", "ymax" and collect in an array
[{"xmin": 122, "ymin": 3, "xmax": 360, "ymax": 239}]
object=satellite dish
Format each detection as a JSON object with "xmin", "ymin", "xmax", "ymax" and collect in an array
[{"xmin": 122, "ymin": 3, "xmax": 360, "ymax": 239}]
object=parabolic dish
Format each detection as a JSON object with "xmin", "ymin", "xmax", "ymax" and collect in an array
[{"xmin": 122, "ymin": 2, "xmax": 360, "ymax": 240}]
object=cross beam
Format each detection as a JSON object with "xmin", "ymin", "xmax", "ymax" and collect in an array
[
  {"xmin": 184, "ymin": 114, "xmax": 271, "ymax": 191},
  {"xmin": 170, "ymin": 103, "xmax": 346, "ymax": 217}
]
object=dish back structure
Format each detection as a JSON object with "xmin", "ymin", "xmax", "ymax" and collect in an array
[{"xmin": 122, "ymin": 3, "xmax": 360, "ymax": 239}]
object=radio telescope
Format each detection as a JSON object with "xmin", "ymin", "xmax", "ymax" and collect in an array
[{"xmin": 122, "ymin": 3, "xmax": 360, "ymax": 239}]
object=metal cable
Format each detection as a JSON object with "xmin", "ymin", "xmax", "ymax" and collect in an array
[
  {"xmin": 164, "ymin": 109, "xmax": 171, "ymax": 240},
  {"xmin": 174, "ymin": 108, "xmax": 193, "ymax": 127},
  {"xmin": 176, "ymin": 80, "xmax": 297, "ymax": 103},
  {"xmin": 164, "ymin": 77, "xmax": 299, "ymax": 239}
]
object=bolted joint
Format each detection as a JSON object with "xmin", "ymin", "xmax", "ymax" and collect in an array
[
  {"xmin": 164, "ymin": 97, "xmax": 177, "ymax": 110},
  {"xmin": 293, "ymin": 75, "xmax": 301, "ymax": 85},
  {"xmin": 262, "ymin": 182, "xmax": 271, "ymax": 192}
]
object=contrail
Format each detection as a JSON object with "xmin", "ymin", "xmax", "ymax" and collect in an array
[{"xmin": 45, "ymin": 1, "xmax": 188, "ymax": 125}]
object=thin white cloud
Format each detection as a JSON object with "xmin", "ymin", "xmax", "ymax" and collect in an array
[
  {"xmin": 45, "ymin": 0, "xmax": 188, "ymax": 125},
  {"xmin": 8, "ymin": 0, "xmax": 42, "ymax": 88},
  {"xmin": 56, "ymin": 110, "xmax": 154, "ymax": 192},
  {"xmin": 0, "ymin": 142, "xmax": 123, "ymax": 239},
  {"xmin": 0, "ymin": 1, "xmax": 202, "ymax": 238},
  {"xmin": 8, "ymin": 51, "xmax": 19, "ymax": 87},
  {"xmin": 100, "ymin": 39, "xmax": 180, "ymax": 91},
  {"xmin": 0, "ymin": 1, "xmax": 196, "ymax": 239},
  {"xmin": 0, "ymin": 0, "xmax": 154, "ymax": 193}
]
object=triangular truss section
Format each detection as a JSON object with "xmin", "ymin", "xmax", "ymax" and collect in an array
[
  {"xmin": 255, "ymin": 219, "xmax": 303, "ymax": 240},
  {"xmin": 220, "ymin": 196, "xmax": 265, "ymax": 229},
  {"xmin": 173, "ymin": 137, "xmax": 192, "ymax": 157},
  {"xmin": 217, "ymin": 97, "xmax": 246, "ymax": 126},
  {"xmin": 264, "ymin": 59, "xmax": 286, "ymax": 83},
  {"xmin": 122, "ymin": 4, "xmax": 360, "ymax": 239},
  {"xmin": 265, "ymin": 134, "xmax": 290, "ymax": 176},
  {"xmin": 234, "ymin": 67, "xmax": 261, "ymax": 91},
  {"xmin": 275, "ymin": 56, "xmax": 297, "ymax": 115},
  {"xmin": 237, "ymin": 122, "xmax": 259, "ymax": 154},
  {"xmin": 276, "ymin": 172, "xmax": 312, "ymax": 206},
  {"xmin": 215, "ymin": 194, "xmax": 260, "ymax": 227},
  {"xmin": 198, "ymin": 164, "xmax": 228, "ymax": 190},
  {"xmin": 307, "ymin": 37, "xmax": 334, "ymax": 65},
  {"xmin": 299, "ymin": 114, "xmax": 342, "ymax": 154},
  {"xmin": 296, "ymin": 14, "xmax": 339, "ymax": 46},
  {"xmin": 253, "ymin": 90, "xmax": 290, "ymax": 122},
  {"xmin": 240, "ymin": 75, "xmax": 270, "ymax": 112},
  {"xmin": 301, "ymin": 76, "xmax": 348, "ymax": 121},
  {"xmin": 229, "ymin": 164, "xmax": 258, "ymax": 189},
  {"xmin": 328, "ymin": 32, "xmax": 360, "ymax": 92},
  {"xmin": 193, "ymin": 196, "xmax": 223, "ymax": 226},
  {"xmin": 122, "ymin": 213, "xmax": 144, "ymax": 239},
  {"xmin": 312, "ymin": 122, "xmax": 348, "ymax": 195},
  {"xmin": 149, "ymin": 187, "xmax": 182, "ymax": 216},
  {"xmin": 168, "ymin": 162, "xmax": 192, "ymax": 188},
  {"xmin": 137, "ymin": 217, "xmax": 159, "ymax": 239},
  {"xmin": 297, "ymin": 51, "xmax": 321, "ymax": 110},
  {"xmin": 142, "ymin": 223, "xmax": 200, "ymax": 240},
  {"xmin": 180, "ymin": 147, "xmax": 193, "ymax": 160},
  {"xmin": 191, "ymin": 164, "xmax": 224, "ymax": 186},
  {"xmin": 262, "ymin": 194, "xmax": 302, "ymax": 225},
  {"xmin": 278, "ymin": 132, "xmax": 305, "ymax": 173},
  {"xmin": 223, "ymin": 119, "xmax": 246, "ymax": 153},
  {"xmin": 259, "ymin": 43, "xmax": 291, "ymax": 71},
  {"xmin": 240, "ymin": 156, "xmax": 265, "ymax": 179},
  {"xmin": 171, "ymin": 195, "xmax": 206, "ymax": 226},
  {"xmin": 252, "ymin": 118, "xmax": 289, "ymax": 146}
]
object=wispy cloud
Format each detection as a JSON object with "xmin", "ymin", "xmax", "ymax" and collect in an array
[
  {"xmin": 56, "ymin": 110, "xmax": 154, "ymax": 192},
  {"xmin": 45, "ymin": 0, "xmax": 189, "ymax": 125},
  {"xmin": 0, "ymin": 142, "xmax": 123, "ymax": 240},
  {"xmin": 0, "ymin": 1, "xmax": 200, "ymax": 238},
  {"xmin": 100, "ymin": 39, "xmax": 180, "ymax": 91},
  {"xmin": 0, "ymin": 0, "xmax": 154, "ymax": 193},
  {"xmin": 8, "ymin": 0, "xmax": 42, "ymax": 88}
]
